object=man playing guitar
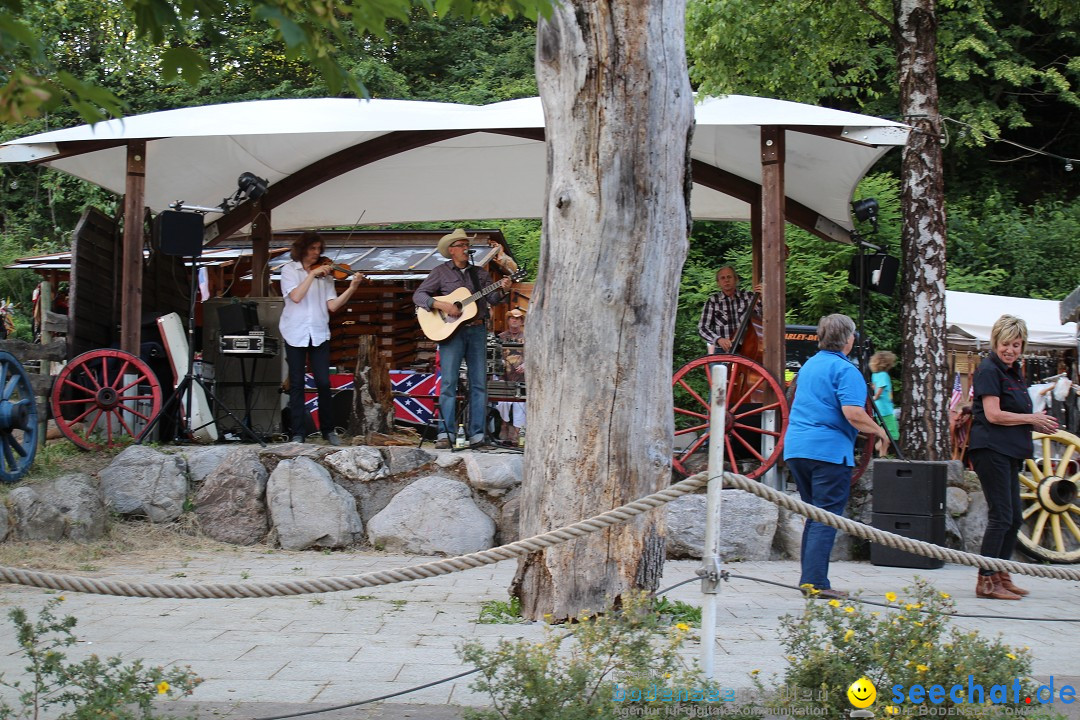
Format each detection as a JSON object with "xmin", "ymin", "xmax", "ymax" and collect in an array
[{"xmin": 413, "ymin": 229, "xmax": 511, "ymax": 449}]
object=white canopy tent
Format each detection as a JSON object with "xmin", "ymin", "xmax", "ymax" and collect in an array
[
  {"xmin": 0, "ymin": 95, "xmax": 908, "ymax": 237},
  {"xmin": 946, "ymin": 290, "xmax": 1077, "ymax": 351},
  {"xmin": 0, "ymin": 94, "xmax": 909, "ymax": 357}
]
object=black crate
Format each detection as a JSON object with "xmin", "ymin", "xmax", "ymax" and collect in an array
[
  {"xmin": 870, "ymin": 512, "xmax": 945, "ymax": 569},
  {"xmin": 872, "ymin": 460, "xmax": 947, "ymax": 516}
]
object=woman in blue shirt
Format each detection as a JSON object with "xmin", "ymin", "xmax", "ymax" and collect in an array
[{"xmin": 784, "ymin": 314, "xmax": 890, "ymax": 598}]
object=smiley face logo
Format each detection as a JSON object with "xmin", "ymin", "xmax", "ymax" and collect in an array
[{"xmin": 847, "ymin": 677, "xmax": 876, "ymax": 708}]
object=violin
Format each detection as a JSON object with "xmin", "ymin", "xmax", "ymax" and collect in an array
[{"xmin": 315, "ymin": 256, "xmax": 365, "ymax": 282}]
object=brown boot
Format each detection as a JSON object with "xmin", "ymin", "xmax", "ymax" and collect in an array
[
  {"xmin": 996, "ymin": 571, "xmax": 1029, "ymax": 597},
  {"xmin": 976, "ymin": 572, "xmax": 1021, "ymax": 600}
]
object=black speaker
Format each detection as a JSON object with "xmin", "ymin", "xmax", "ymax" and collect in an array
[
  {"xmin": 848, "ymin": 253, "xmax": 899, "ymax": 295},
  {"xmin": 154, "ymin": 211, "xmax": 204, "ymax": 257},
  {"xmin": 217, "ymin": 302, "xmax": 260, "ymax": 336},
  {"xmin": 872, "ymin": 460, "xmax": 947, "ymax": 516},
  {"xmin": 870, "ymin": 513, "xmax": 945, "ymax": 569}
]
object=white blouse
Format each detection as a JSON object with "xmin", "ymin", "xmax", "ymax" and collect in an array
[{"xmin": 278, "ymin": 261, "xmax": 338, "ymax": 347}]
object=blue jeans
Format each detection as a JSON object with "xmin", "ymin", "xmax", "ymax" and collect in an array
[
  {"xmin": 285, "ymin": 340, "xmax": 332, "ymax": 437},
  {"xmin": 438, "ymin": 325, "xmax": 489, "ymax": 441},
  {"xmin": 787, "ymin": 457, "xmax": 852, "ymax": 590}
]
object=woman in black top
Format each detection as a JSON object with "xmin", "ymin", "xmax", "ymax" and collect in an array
[{"xmin": 969, "ymin": 315, "xmax": 1059, "ymax": 600}]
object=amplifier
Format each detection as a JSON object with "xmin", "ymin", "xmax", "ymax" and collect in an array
[
  {"xmin": 221, "ymin": 335, "xmax": 280, "ymax": 356},
  {"xmin": 870, "ymin": 512, "xmax": 945, "ymax": 569},
  {"xmin": 872, "ymin": 460, "xmax": 947, "ymax": 516}
]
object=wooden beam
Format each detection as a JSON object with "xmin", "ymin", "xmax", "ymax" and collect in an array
[
  {"xmin": 249, "ymin": 202, "xmax": 271, "ymax": 297},
  {"xmin": 206, "ymin": 129, "xmax": 476, "ymax": 244},
  {"xmin": 690, "ymin": 160, "xmax": 853, "ymax": 245},
  {"xmin": 121, "ymin": 141, "xmax": 146, "ymax": 355},
  {"xmin": 760, "ymin": 127, "xmax": 786, "ymax": 391}
]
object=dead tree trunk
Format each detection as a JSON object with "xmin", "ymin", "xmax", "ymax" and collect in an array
[
  {"xmin": 895, "ymin": 0, "xmax": 950, "ymax": 459},
  {"xmin": 349, "ymin": 335, "xmax": 393, "ymax": 440},
  {"xmin": 511, "ymin": 0, "xmax": 694, "ymax": 621}
]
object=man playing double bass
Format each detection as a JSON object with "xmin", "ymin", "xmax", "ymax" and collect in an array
[{"xmin": 698, "ymin": 265, "xmax": 760, "ymax": 355}]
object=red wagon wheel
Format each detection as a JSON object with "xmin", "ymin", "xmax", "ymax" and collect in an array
[
  {"xmin": 50, "ymin": 349, "xmax": 162, "ymax": 450},
  {"xmin": 672, "ymin": 355, "xmax": 789, "ymax": 479}
]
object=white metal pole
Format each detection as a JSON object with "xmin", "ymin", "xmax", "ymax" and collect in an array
[{"xmin": 700, "ymin": 363, "xmax": 727, "ymax": 679}]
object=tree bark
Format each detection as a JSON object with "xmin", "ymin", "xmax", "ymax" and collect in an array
[
  {"xmin": 511, "ymin": 0, "xmax": 694, "ymax": 621},
  {"xmin": 895, "ymin": 0, "xmax": 950, "ymax": 460},
  {"xmin": 349, "ymin": 335, "xmax": 393, "ymax": 440}
]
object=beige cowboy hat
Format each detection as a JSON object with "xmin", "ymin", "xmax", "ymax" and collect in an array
[
  {"xmin": 507, "ymin": 308, "xmax": 526, "ymax": 318},
  {"xmin": 437, "ymin": 228, "xmax": 475, "ymax": 258}
]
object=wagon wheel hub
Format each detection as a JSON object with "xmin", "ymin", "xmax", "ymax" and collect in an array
[
  {"xmin": 0, "ymin": 398, "xmax": 29, "ymax": 431},
  {"xmin": 95, "ymin": 386, "xmax": 120, "ymax": 410},
  {"xmin": 1037, "ymin": 475, "xmax": 1077, "ymax": 514}
]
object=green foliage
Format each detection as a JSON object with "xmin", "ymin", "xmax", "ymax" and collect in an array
[
  {"xmin": 461, "ymin": 590, "xmax": 745, "ymax": 720},
  {"xmin": 477, "ymin": 596, "xmax": 523, "ymax": 624},
  {"xmin": 764, "ymin": 579, "xmax": 1052, "ymax": 718},
  {"xmin": 0, "ymin": 597, "xmax": 202, "ymax": 720},
  {"xmin": 650, "ymin": 596, "xmax": 702, "ymax": 628},
  {"xmin": 0, "ymin": 0, "xmax": 554, "ymax": 124}
]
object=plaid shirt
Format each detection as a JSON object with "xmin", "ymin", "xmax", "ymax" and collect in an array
[{"xmin": 698, "ymin": 289, "xmax": 756, "ymax": 346}]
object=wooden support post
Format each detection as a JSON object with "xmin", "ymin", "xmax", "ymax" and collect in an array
[
  {"xmin": 349, "ymin": 335, "xmax": 394, "ymax": 440},
  {"xmin": 249, "ymin": 203, "xmax": 270, "ymax": 297},
  {"xmin": 760, "ymin": 127, "xmax": 786, "ymax": 390},
  {"xmin": 121, "ymin": 141, "xmax": 146, "ymax": 355}
]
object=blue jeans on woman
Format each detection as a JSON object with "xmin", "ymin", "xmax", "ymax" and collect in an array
[
  {"xmin": 437, "ymin": 324, "xmax": 489, "ymax": 442},
  {"xmin": 787, "ymin": 457, "xmax": 852, "ymax": 590}
]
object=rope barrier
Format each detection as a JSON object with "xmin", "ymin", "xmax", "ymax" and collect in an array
[{"xmin": 3, "ymin": 469, "xmax": 1080, "ymax": 599}]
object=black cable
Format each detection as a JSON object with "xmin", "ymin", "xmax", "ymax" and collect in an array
[
  {"xmin": 723, "ymin": 571, "xmax": 1080, "ymax": 622},
  {"xmin": 252, "ymin": 576, "xmax": 703, "ymax": 720}
]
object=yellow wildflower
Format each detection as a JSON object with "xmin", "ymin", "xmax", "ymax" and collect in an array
[
  {"xmin": 750, "ymin": 669, "xmax": 760, "ymax": 676},
  {"xmin": 828, "ymin": 599, "xmax": 841, "ymax": 608},
  {"xmin": 916, "ymin": 664, "xmax": 929, "ymax": 673},
  {"xmin": 843, "ymin": 629, "xmax": 855, "ymax": 642},
  {"xmin": 1006, "ymin": 653, "xmax": 1017, "ymax": 660},
  {"xmin": 156, "ymin": 681, "xmax": 170, "ymax": 695},
  {"xmin": 844, "ymin": 606, "xmax": 855, "ymax": 613},
  {"xmin": 914, "ymin": 621, "xmax": 924, "ymax": 627},
  {"xmin": 676, "ymin": 622, "xmax": 690, "ymax": 632},
  {"xmin": 905, "ymin": 603, "xmax": 922, "ymax": 610},
  {"xmin": 885, "ymin": 592, "xmax": 898, "ymax": 602},
  {"xmin": 940, "ymin": 592, "xmax": 951, "ymax": 599}
]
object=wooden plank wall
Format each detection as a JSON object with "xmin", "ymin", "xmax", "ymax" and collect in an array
[{"xmin": 68, "ymin": 206, "xmax": 189, "ymax": 360}]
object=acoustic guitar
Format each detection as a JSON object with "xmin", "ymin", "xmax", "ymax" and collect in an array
[{"xmin": 416, "ymin": 266, "xmax": 527, "ymax": 342}]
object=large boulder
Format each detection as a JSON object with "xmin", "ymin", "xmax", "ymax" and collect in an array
[
  {"xmin": 956, "ymin": 491, "xmax": 988, "ymax": 556},
  {"xmin": 9, "ymin": 473, "xmax": 106, "ymax": 542},
  {"xmin": 665, "ymin": 487, "xmax": 778, "ymax": 561},
  {"xmin": 99, "ymin": 446, "xmax": 187, "ymax": 523},
  {"xmin": 266, "ymin": 457, "xmax": 364, "ymax": 550},
  {"xmin": 195, "ymin": 448, "xmax": 270, "ymax": 545},
  {"xmin": 175, "ymin": 446, "xmax": 242, "ymax": 485},
  {"xmin": 381, "ymin": 446, "xmax": 435, "ymax": 476},
  {"xmin": 367, "ymin": 475, "xmax": 494, "ymax": 555},
  {"xmin": 462, "ymin": 454, "xmax": 522, "ymax": 497},
  {"xmin": 324, "ymin": 447, "xmax": 389, "ymax": 482},
  {"xmin": 258, "ymin": 443, "xmax": 342, "ymax": 476}
]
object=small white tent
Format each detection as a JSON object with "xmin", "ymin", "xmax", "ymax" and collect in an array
[{"xmin": 946, "ymin": 290, "xmax": 1077, "ymax": 351}]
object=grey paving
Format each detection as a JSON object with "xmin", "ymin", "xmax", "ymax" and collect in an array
[{"xmin": 0, "ymin": 550, "xmax": 1077, "ymax": 718}]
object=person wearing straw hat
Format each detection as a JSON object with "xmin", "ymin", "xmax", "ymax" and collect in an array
[{"xmin": 414, "ymin": 229, "xmax": 511, "ymax": 449}]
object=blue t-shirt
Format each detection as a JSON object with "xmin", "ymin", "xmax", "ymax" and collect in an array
[
  {"xmin": 871, "ymin": 370, "xmax": 894, "ymax": 417},
  {"xmin": 783, "ymin": 350, "xmax": 867, "ymax": 466}
]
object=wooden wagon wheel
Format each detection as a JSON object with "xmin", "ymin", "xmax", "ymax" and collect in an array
[
  {"xmin": 672, "ymin": 355, "xmax": 788, "ymax": 479},
  {"xmin": 1016, "ymin": 429, "xmax": 1080, "ymax": 563},
  {"xmin": 50, "ymin": 349, "xmax": 162, "ymax": 450},
  {"xmin": 0, "ymin": 351, "xmax": 39, "ymax": 483}
]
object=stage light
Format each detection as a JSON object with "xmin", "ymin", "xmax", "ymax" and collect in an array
[
  {"xmin": 237, "ymin": 172, "xmax": 269, "ymax": 202},
  {"xmin": 851, "ymin": 197, "xmax": 879, "ymax": 230}
]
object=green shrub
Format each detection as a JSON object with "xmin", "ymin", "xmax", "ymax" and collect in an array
[
  {"xmin": 762, "ymin": 579, "xmax": 1060, "ymax": 718},
  {"xmin": 461, "ymin": 590, "xmax": 759, "ymax": 720},
  {"xmin": 0, "ymin": 597, "xmax": 201, "ymax": 720}
]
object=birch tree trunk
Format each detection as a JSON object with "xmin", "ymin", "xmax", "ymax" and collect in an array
[
  {"xmin": 510, "ymin": 0, "xmax": 694, "ymax": 621},
  {"xmin": 895, "ymin": 0, "xmax": 950, "ymax": 460}
]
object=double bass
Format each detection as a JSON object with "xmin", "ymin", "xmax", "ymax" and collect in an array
[{"xmin": 722, "ymin": 291, "xmax": 766, "ymax": 404}]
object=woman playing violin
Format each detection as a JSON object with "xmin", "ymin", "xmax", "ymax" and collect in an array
[{"xmin": 279, "ymin": 230, "xmax": 366, "ymax": 446}]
